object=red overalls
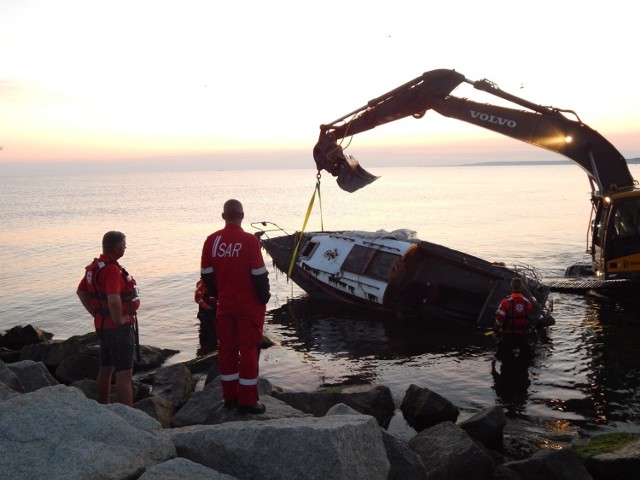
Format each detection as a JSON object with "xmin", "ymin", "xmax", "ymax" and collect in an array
[{"xmin": 201, "ymin": 224, "xmax": 267, "ymax": 406}]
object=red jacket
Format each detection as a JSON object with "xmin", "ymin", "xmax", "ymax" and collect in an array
[{"xmin": 494, "ymin": 292, "xmax": 532, "ymax": 334}]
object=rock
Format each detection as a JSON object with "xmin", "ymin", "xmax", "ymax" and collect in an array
[
  {"xmin": 170, "ymin": 414, "xmax": 390, "ymax": 480},
  {"xmin": 272, "ymin": 384, "xmax": 395, "ymax": 427},
  {"xmin": 5, "ymin": 359, "xmax": 59, "ymax": 392},
  {"xmin": 172, "ymin": 383, "xmax": 308, "ymax": 428},
  {"xmin": 134, "ymin": 396, "xmax": 176, "ymax": 428},
  {"xmin": 0, "ymin": 385, "xmax": 176, "ymax": 480},
  {"xmin": 149, "ymin": 363, "xmax": 194, "ymax": 407},
  {"xmin": 381, "ymin": 429, "xmax": 428, "ymax": 480},
  {"xmin": 497, "ymin": 448, "xmax": 593, "ymax": 480},
  {"xmin": 135, "ymin": 345, "xmax": 180, "ymax": 372},
  {"xmin": 55, "ymin": 352, "xmax": 100, "ymax": 384},
  {"xmin": 401, "ymin": 384, "xmax": 459, "ymax": 431},
  {"xmin": 0, "ymin": 324, "xmax": 53, "ymax": 350},
  {"xmin": 19, "ymin": 339, "xmax": 80, "ymax": 368},
  {"xmin": 458, "ymin": 405, "xmax": 507, "ymax": 450},
  {"xmin": 584, "ymin": 437, "xmax": 640, "ymax": 480},
  {"xmin": 408, "ymin": 421, "xmax": 494, "ymax": 480},
  {"xmin": 0, "ymin": 382, "xmax": 20, "ymax": 401},
  {"xmin": 138, "ymin": 457, "xmax": 239, "ymax": 479},
  {"xmin": 184, "ymin": 351, "xmax": 219, "ymax": 374},
  {"xmin": 0, "ymin": 346, "xmax": 20, "ymax": 363},
  {"xmin": 326, "ymin": 402, "xmax": 427, "ymax": 479},
  {"xmin": 0, "ymin": 359, "xmax": 24, "ymax": 392}
]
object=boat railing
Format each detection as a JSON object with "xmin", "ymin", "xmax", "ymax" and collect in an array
[{"xmin": 251, "ymin": 221, "xmax": 290, "ymax": 239}]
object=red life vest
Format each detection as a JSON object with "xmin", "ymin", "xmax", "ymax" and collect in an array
[
  {"xmin": 85, "ymin": 259, "xmax": 139, "ymax": 328},
  {"xmin": 194, "ymin": 279, "xmax": 215, "ymax": 309},
  {"xmin": 495, "ymin": 294, "xmax": 531, "ymax": 334}
]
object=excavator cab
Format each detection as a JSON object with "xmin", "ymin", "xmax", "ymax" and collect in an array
[{"xmin": 591, "ymin": 190, "xmax": 640, "ymax": 280}]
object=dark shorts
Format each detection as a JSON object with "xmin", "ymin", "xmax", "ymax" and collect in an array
[{"xmin": 99, "ymin": 324, "xmax": 135, "ymax": 371}]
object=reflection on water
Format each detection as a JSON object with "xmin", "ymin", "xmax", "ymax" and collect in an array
[{"xmin": 259, "ymin": 293, "xmax": 640, "ymax": 436}]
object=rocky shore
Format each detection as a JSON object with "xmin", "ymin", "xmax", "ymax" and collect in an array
[{"xmin": 1, "ymin": 324, "xmax": 640, "ymax": 480}]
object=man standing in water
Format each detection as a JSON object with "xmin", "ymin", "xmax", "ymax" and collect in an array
[
  {"xmin": 201, "ymin": 199, "xmax": 271, "ymax": 414},
  {"xmin": 77, "ymin": 231, "xmax": 140, "ymax": 406},
  {"xmin": 493, "ymin": 277, "xmax": 533, "ymax": 360}
]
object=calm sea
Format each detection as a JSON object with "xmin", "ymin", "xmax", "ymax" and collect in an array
[{"xmin": 2, "ymin": 164, "xmax": 640, "ymax": 438}]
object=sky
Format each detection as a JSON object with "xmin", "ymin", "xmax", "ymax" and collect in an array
[{"xmin": 1, "ymin": 0, "xmax": 640, "ymax": 175}]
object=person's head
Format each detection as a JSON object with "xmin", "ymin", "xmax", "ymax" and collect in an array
[
  {"xmin": 102, "ymin": 231, "xmax": 127, "ymax": 259},
  {"xmin": 510, "ymin": 277, "xmax": 523, "ymax": 292},
  {"xmin": 222, "ymin": 199, "xmax": 244, "ymax": 225}
]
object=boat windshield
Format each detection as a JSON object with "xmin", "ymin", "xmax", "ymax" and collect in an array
[{"xmin": 341, "ymin": 245, "xmax": 400, "ymax": 280}]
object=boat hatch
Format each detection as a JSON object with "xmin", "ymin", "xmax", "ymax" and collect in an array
[
  {"xmin": 300, "ymin": 240, "xmax": 319, "ymax": 259},
  {"xmin": 341, "ymin": 244, "xmax": 401, "ymax": 281}
]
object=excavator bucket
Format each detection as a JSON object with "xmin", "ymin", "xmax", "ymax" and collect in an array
[
  {"xmin": 337, "ymin": 155, "xmax": 379, "ymax": 193},
  {"xmin": 313, "ymin": 133, "xmax": 378, "ymax": 192}
]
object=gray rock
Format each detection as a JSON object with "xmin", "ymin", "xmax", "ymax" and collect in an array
[
  {"xmin": 5, "ymin": 359, "xmax": 59, "ymax": 391},
  {"xmin": 500, "ymin": 448, "xmax": 593, "ymax": 480},
  {"xmin": 585, "ymin": 437, "xmax": 640, "ymax": 480},
  {"xmin": 0, "ymin": 384, "xmax": 176, "ymax": 480},
  {"xmin": 381, "ymin": 428, "xmax": 428, "ymax": 480},
  {"xmin": 409, "ymin": 421, "xmax": 494, "ymax": 480},
  {"xmin": 401, "ymin": 384, "xmax": 459, "ymax": 431},
  {"xmin": 171, "ymin": 414, "xmax": 390, "ymax": 480},
  {"xmin": 458, "ymin": 405, "xmax": 507, "ymax": 450},
  {"xmin": 0, "ymin": 359, "xmax": 24, "ymax": 392},
  {"xmin": 138, "ymin": 458, "xmax": 239, "ymax": 480},
  {"xmin": 272, "ymin": 384, "xmax": 395, "ymax": 427},
  {"xmin": 0, "ymin": 324, "xmax": 52, "ymax": 350},
  {"xmin": 172, "ymin": 390, "xmax": 309, "ymax": 427},
  {"xmin": 149, "ymin": 362, "xmax": 194, "ymax": 407},
  {"xmin": 134, "ymin": 395, "xmax": 176, "ymax": 428},
  {"xmin": 0, "ymin": 382, "xmax": 20, "ymax": 401},
  {"xmin": 55, "ymin": 352, "xmax": 100, "ymax": 383},
  {"xmin": 19, "ymin": 339, "xmax": 80, "ymax": 368}
]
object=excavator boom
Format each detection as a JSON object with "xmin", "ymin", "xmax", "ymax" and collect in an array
[{"xmin": 314, "ymin": 69, "xmax": 634, "ymax": 193}]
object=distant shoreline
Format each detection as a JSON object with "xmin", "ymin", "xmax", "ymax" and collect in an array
[{"xmin": 459, "ymin": 158, "xmax": 640, "ymax": 167}]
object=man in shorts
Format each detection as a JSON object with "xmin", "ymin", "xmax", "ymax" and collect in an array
[{"xmin": 77, "ymin": 231, "xmax": 140, "ymax": 406}]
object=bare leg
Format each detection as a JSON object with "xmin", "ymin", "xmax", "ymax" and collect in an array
[
  {"xmin": 97, "ymin": 366, "xmax": 114, "ymax": 404},
  {"xmin": 115, "ymin": 369, "xmax": 133, "ymax": 406}
]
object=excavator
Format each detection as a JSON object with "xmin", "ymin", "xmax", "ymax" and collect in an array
[{"xmin": 313, "ymin": 69, "xmax": 640, "ymax": 290}]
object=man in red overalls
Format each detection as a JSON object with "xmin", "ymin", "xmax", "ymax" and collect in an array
[{"xmin": 201, "ymin": 199, "xmax": 270, "ymax": 414}]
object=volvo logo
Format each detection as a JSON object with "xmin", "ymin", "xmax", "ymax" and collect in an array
[{"xmin": 470, "ymin": 110, "xmax": 517, "ymax": 128}]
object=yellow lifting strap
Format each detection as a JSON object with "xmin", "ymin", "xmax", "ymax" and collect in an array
[{"xmin": 287, "ymin": 172, "xmax": 323, "ymax": 277}]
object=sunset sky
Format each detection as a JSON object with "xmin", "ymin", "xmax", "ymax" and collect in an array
[{"xmin": 1, "ymin": 0, "xmax": 639, "ymax": 174}]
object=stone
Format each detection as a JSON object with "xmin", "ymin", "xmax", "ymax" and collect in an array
[
  {"xmin": 171, "ymin": 414, "xmax": 390, "ymax": 480},
  {"xmin": 0, "ymin": 385, "xmax": 176, "ymax": 480},
  {"xmin": 401, "ymin": 384, "xmax": 459, "ymax": 431}
]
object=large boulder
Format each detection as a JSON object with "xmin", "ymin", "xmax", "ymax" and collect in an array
[
  {"xmin": 458, "ymin": 405, "xmax": 507, "ymax": 450},
  {"xmin": 55, "ymin": 353, "xmax": 100, "ymax": 384},
  {"xmin": 272, "ymin": 384, "xmax": 395, "ymax": 427},
  {"xmin": 171, "ymin": 376, "xmax": 284, "ymax": 427},
  {"xmin": 583, "ymin": 435, "xmax": 640, "ymax": 480},
  {"xmin": 138, "ymin": 457, "xmax": 238, "ymax": 479},
  {"xmin": 171, "ymin": 414, "xmax": 390, "ymax": 480},
  {"xmin": 0, "ymin": 324, "xmax": 52, "ymax": 350},
  {"xmin": 408, "ymin": 421, "xmax": 494, "ymax": 480},
  {"xmin": 5, "ymin": 359, "xmax": 58, "ymax": 392},
  {"xmin": 0, "ymin": 359, "xmax": 24, "ymax": 392},
  {"xmin": 0, "ymin": 385, "xmax": 176, "ymax": 480},
  {"xmin": 19, "ymin": 339, "xmax": 80, "ymax": 368},
  {"xmin": 149, "ymin": 362, "xmax": 194, "ymax": 408},
  {"xmin": 495, "ymin": 448, "xmax": 592, "ymax": 480},
  {"xmin": 401, "ymin": 384, "xmax": 459, "ymax": 432}
]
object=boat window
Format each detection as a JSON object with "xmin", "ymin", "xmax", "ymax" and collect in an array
[
  {"xmin": 300, "ymin": 240, "xmax": 318, "ymax": 259},
  {"xmin": 341, "ymin": 244, "xmax": 400, "ymax": 280}
]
